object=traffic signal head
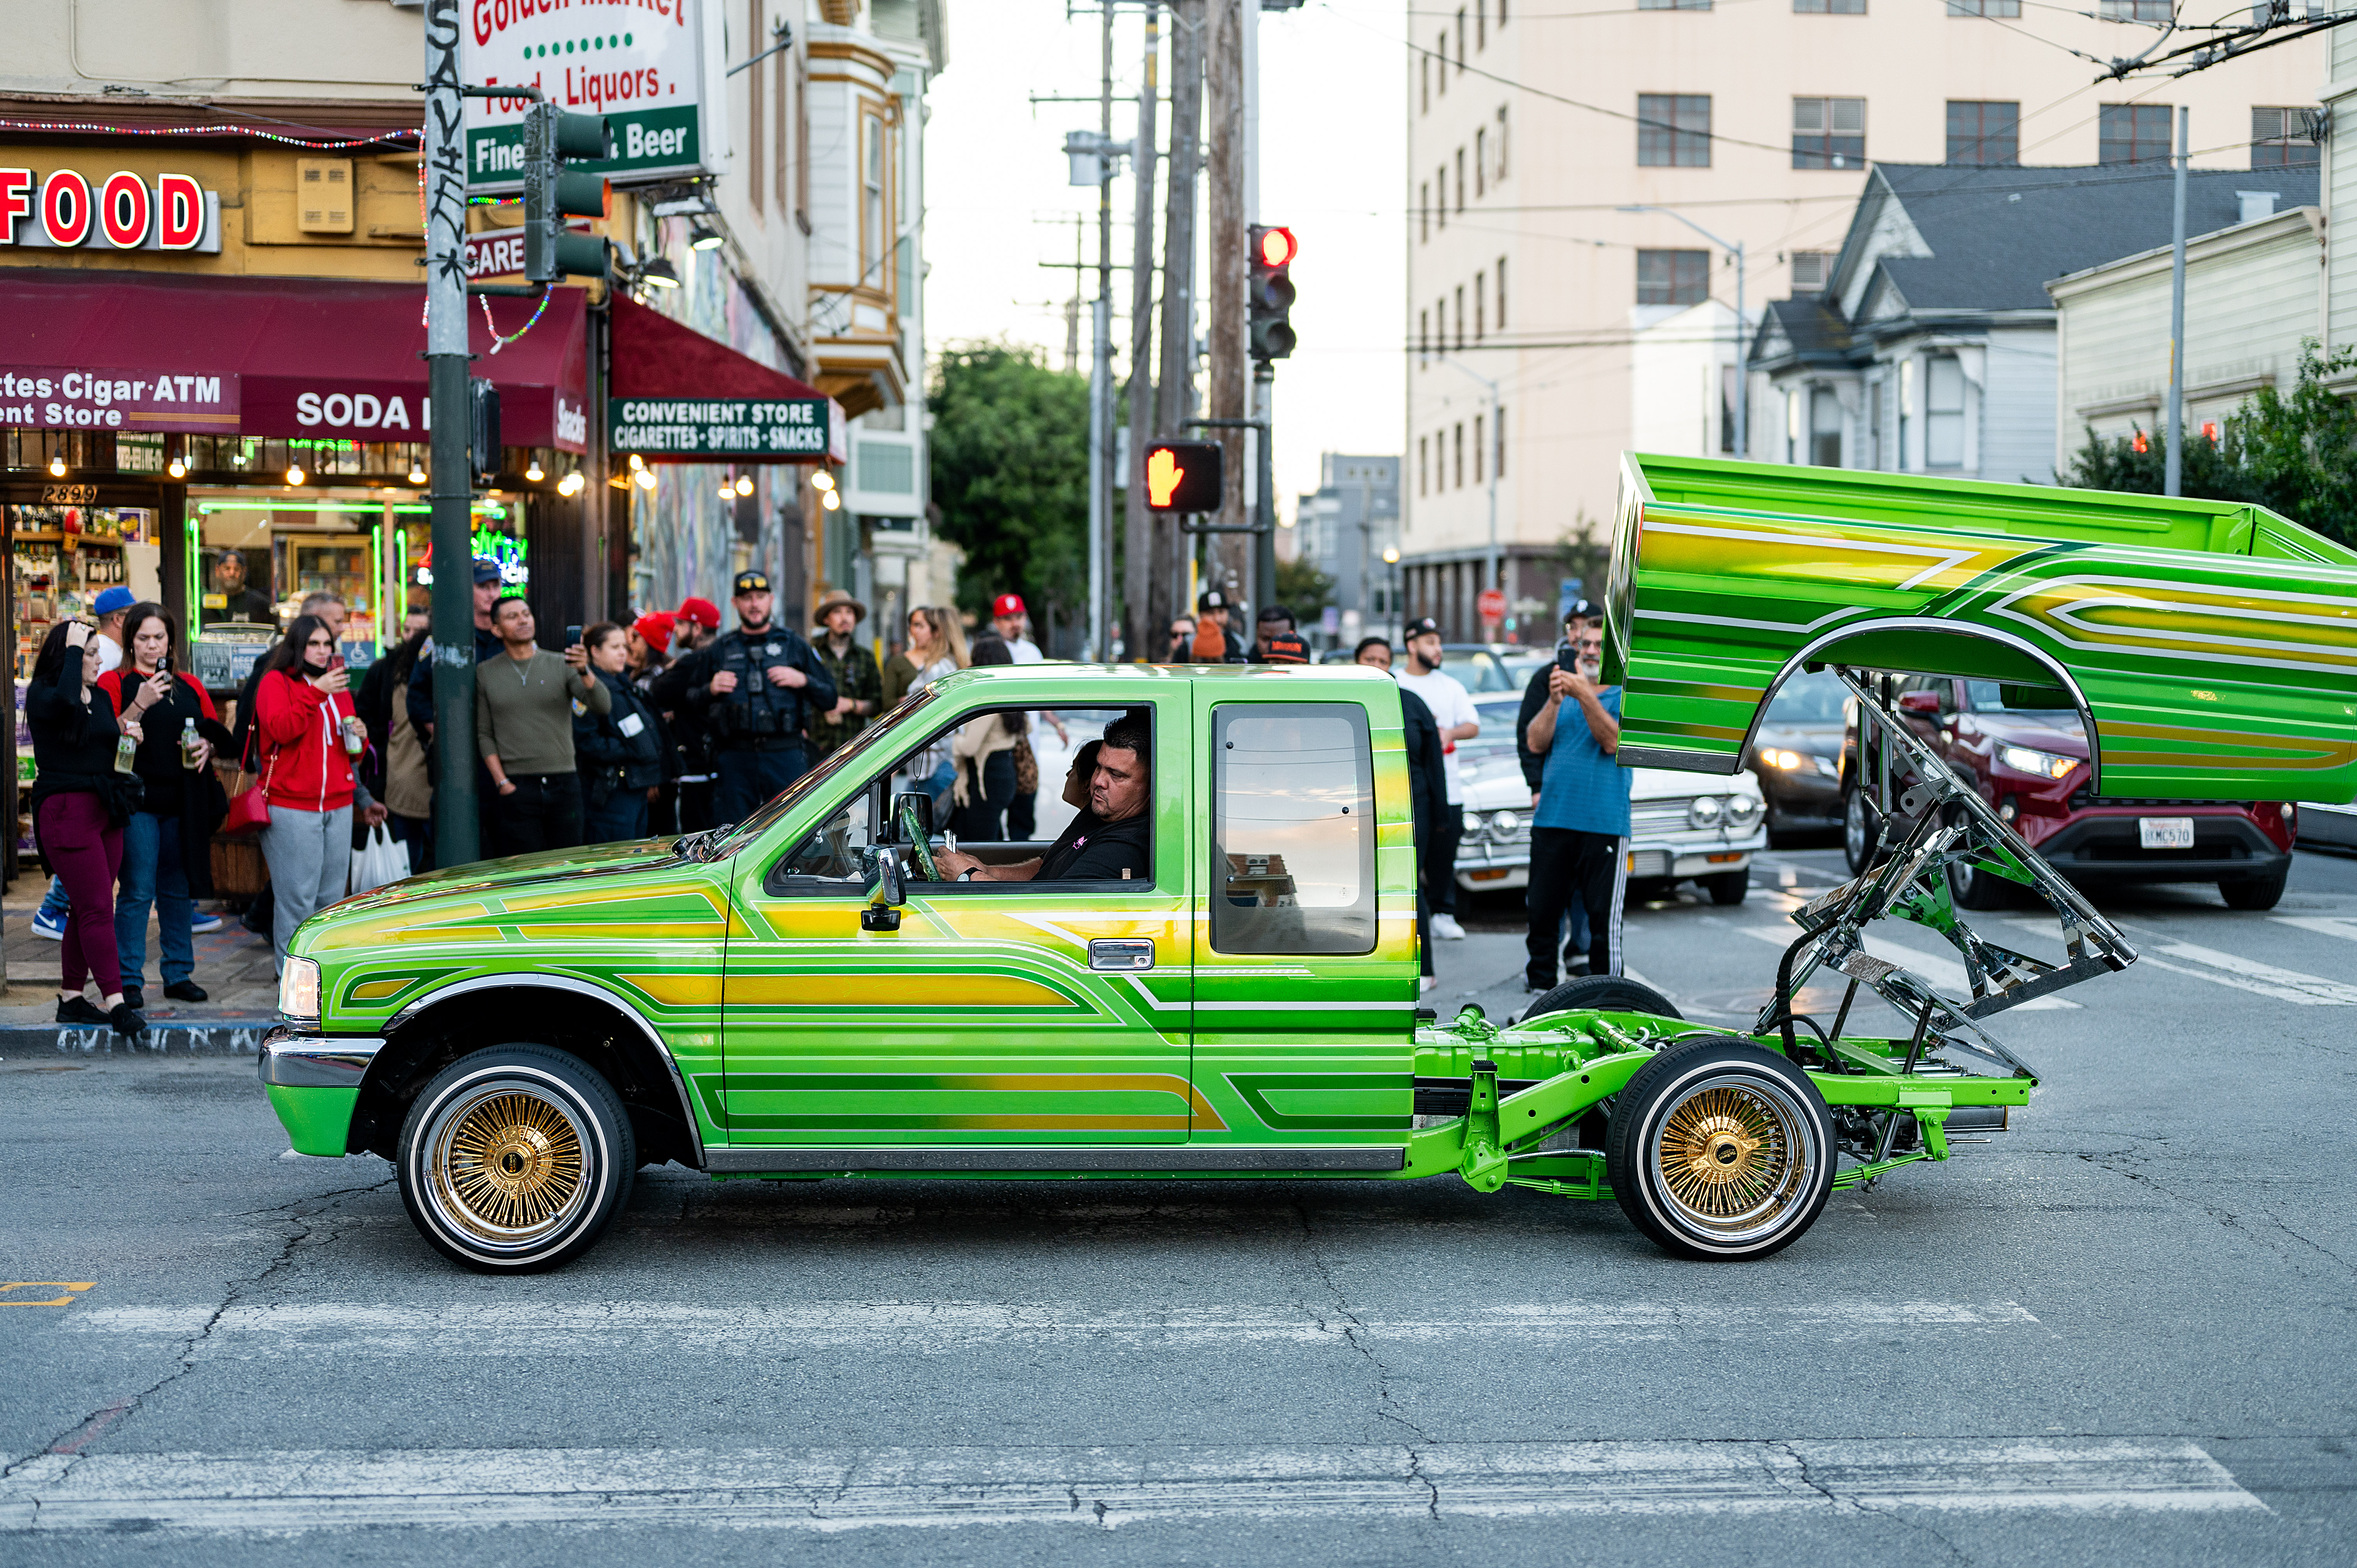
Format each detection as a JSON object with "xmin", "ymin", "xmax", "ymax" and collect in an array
[
  {"xmin": 1248, "ymin": 224, "xmax": 1297, "ymax": 361},
  {"xmin": 1142, "ymin": 441, "xmax": 1224, "ymax": 513},
  {"xmin": 523, "ymin": 103, "xmax": 613, "ymax": 283}
]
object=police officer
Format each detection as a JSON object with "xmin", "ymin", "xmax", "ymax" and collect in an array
[{"xmin": 668, "ymin": 570, "xmax": 836, "ymax": 825}]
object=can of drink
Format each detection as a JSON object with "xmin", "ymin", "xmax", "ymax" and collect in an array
[{"xmin": 341, "ymin": 716, "xmax": 365, "ymax": 756}]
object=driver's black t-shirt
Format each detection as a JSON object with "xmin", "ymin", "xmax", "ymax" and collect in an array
[{"xmin": 1036, "ymin": 808, "xmax": 1151, "ymax": 882}]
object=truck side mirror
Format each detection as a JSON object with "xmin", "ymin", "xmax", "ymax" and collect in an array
[
  {"xmin": 890, "ymin": 791, "xmax": 933, "ymax": 842},
  {"xmin": 862, "ymin": 847, "xmax": 905, "ymax": 932}
]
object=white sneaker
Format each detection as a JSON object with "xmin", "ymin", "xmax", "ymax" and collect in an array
[
  {"xmin": 1420, "ymin": 975, "xmax": 1438, "ymax": 994},
  {"xmin": 1431, "ymin": 913, "xmax": 1466, "ymax": 941}
]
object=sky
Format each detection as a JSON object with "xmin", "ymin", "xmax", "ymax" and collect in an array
[{"xmin": 922, "ymin": 0, "xmax": 1407, "ymax": 522}]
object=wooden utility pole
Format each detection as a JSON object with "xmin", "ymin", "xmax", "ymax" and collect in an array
[
  {"xmin": 1153, "ymin": 0, "xmax": 1203, "ymax": 646},
  {"xmin": 1204, "ymin": 0, "xmax": 1248, "ymax": 600},
  {"xmin": 1123, "ymin": 6, "xmax": 1161, "ymax": 662}
]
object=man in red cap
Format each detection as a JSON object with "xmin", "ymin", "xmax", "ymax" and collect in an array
[
  {"xmin": 649, "ymin": 597, "xmax": 725, "ymax": 832},
  {"xmin": 990, "ymin": 593, "xmax": 1042, "ymax": 664}
]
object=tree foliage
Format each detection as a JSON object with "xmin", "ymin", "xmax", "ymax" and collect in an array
[
  {"xmin": 926, "ymin": 342, "xmax": 1090, "ymax": 625},
  {"xmin": 2059, "ymin": 342, "xmax": 2357, "ymax": 547},
  {"xmin": 1275, "ymin": 555, "xmax": 1337, "ymax": 628}
]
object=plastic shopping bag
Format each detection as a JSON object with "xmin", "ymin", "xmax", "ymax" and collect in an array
[{"xmin": 348, "ymin": 823, "xmax": 413, "ymax": 897}]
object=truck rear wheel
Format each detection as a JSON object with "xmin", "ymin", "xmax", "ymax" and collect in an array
[
  {"xmin": 1606, "ymin": 1039, "xmax": 1834, "ymax": 1261},
  {"xmin": 396, "ymin": 1045, "xmax": 635, "ymax": 1273}
]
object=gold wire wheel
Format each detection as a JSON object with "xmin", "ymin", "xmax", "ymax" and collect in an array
[
  {"xmin": 1651, "ymin": 1077, "xmax": 1816, "ymax": 1242},
  {"xmin": 425, "ymin": 1082, "xmax": 591, "ymax": 1248}
]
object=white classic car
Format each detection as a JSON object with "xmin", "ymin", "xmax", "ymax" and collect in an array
[{"xmin": 1449, "ymin": 694, "xmax": 1767, "ymax": 905}]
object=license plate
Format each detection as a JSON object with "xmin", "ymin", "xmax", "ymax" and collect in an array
[{"xmin": 2139, "ymin": 816, "xmax": 2195, "ymax": 849}]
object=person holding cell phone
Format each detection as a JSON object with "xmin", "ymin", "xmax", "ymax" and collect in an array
[
  {"xmin": 27, "ymin": 618, "xmax": 145, "ymax": 1036},
  {"xmin": 476, "ymin": 595, "xmax": 607, "ymax": 854},
  {"xmin": 574, "ymin": 622, "xmax": 668, "ymax": 844},
  {"xmin": 94, "ymin": 604, "xmax": 234, "ymax": 1008},
  {"xmin": 1518, "ymin": 605, "xmax": 1629, "ymax": 988},
  {"xmin": 252, "ymin": 614, "xmax": 387, "ymax": 973}
]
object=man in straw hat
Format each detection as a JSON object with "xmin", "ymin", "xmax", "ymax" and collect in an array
[{"xmin": 809, "ymin": 587, "xmax": 882, "ymax": 760}]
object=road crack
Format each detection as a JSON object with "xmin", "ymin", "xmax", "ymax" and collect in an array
[{"xmin": 1293, "ymin": 1204, "xmax": 1429, "ymax": 1447}]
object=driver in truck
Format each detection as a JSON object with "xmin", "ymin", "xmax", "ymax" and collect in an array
[{"xmin": 933, "ymin": 717, "xmax": 1152, "ymax": 883}]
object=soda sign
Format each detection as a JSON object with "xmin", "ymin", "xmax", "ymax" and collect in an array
[
  {"xmin": 0, "ymin": 170, "xmax": 222, "ymax": 253},
  {"xmin": 461, "ymin": 0, "xmax": 724, "ymax": 194}
]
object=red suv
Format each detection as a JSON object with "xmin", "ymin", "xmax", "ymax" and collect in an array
[{"xmin": 1843, "ymin": 675, "xmax": 2295, "ymax": 910}]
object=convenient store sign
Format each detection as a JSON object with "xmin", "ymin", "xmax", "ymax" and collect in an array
[
  {"xmin": 0, "ymin": 170, "xmax": 223, "ymax": 253},
  {"xmin": 610, "ymin": 396, "xmax": 829, "ymax": 458},
  {"xmin": 0, "ymin": 366, "xmax": 239, "ymax": 433},
  {"xmin": 461, "ymin": 0, "xmax": 724, "ymax": 194}
]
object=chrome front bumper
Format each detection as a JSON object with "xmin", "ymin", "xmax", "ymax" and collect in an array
[{"xmin": 258, "ymin": 1024, "xmax": 385, "ymax": 1088}]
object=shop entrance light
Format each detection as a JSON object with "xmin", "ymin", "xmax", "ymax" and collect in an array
[
  {"xmin": 821, "ymin": 488, "xmax": 841, "ymax": 511},
  {"xmin": 525, "ymin": 457, "xmax": 545, "ymax": 482},
  {"xmin": 166, "ymin": 454, "xmax": 187, "ymax": 479},
  {"xmin": 633, "ymin": 467, "xmax": 656, "ymax": 490},
  {"xmin": 48, "ymin": 455, "xmax": 66, "ymax": 478},
  {"xmin": 809, "ymin": 469, "xmax": 835, "ymax": 492},
  {"xmin": 557, "ymin": 471, "xmax": 585, "ymax": 496},
  {"xmin": 688, "ymin": 220, "xmax": 724, "ymax": 251},
  {"xmin": 627, "ymin": 453, "xmax": 645, "ymax": 471},
  {"xmin": 408, "ymin": 459, "xmax": 427, "ymax": 484},
  {"xmin": 638, "ymin": 257, "xmax": 681, "ymax": 290},
  {"xmin": 733, "ymin": 474, "xmax": 754, "ymax": 497},
  {"xmin": 718, "ymin": 476, "xmax": 735, "ymax": 499},
  {"xmin": 285, "ymin": 464, "xmax": 306, "ymax": 486}
]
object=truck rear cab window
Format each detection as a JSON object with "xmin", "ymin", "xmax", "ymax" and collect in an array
[{"xmin": 1212, "ymin": 704, "xmax": 1376, "ymax": 955}]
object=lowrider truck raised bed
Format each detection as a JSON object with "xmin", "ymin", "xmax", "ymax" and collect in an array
[{"xmin": 260, "ymin": 457, "xmax": 2357, "ymax": 1270}]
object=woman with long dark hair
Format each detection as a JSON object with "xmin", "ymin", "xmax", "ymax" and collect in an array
[
  {"xmin": 94, "ymin": 604, "xmax": 234, "ymax": 1008},
  {"xmin": 250, "ymin": 614, "xmax": 386, "ymax": 971},
  {"xmin": 26, "ymin": 618, "xmax": 145, "ymax": 1036},
  {"xmin": 949, "ymin": 635, "xmax": 1021, "ymax": 839},
  {"xmin": 574, "ymin": 621, "xmax": 669, "ymax": 843}
]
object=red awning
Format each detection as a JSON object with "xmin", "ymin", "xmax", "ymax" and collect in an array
[
  {"xmin": 0, "ymin": 267, "xmax": 589, "ymax": 452},
  {"xmin": 608, "ymin": 293, "xmax": 842, "ymax": 463}
]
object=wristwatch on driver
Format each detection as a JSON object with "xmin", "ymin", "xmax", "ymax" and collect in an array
[{"xmin": 956, "ymin": 868, "xmax": 977, "ymax": 882}]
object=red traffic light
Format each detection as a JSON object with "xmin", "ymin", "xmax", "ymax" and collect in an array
[
  {"xmin": 1143, "ymin": 441, "xmax": 1224, "ymax": 513},
  {"xmin": 1256, "ymin": 226, "xmax": 1297, "ymax": 268}
]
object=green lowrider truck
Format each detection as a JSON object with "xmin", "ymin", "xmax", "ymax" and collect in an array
[{"xmin": 260, "ymin": 457, "xmax": 2355, "ymax": 1271}]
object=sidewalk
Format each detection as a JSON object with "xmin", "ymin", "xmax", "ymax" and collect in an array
[{"xmin": 0, "ymin": 887, "xmax": 279, "ymax": 1056}]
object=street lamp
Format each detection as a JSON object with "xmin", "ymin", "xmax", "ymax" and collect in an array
[
  {"xmin": 1382, "ymin": 545, "xmax": 1402, "ymax": 643},
  {"xmin": 1433, "ymin": 356, "xmax": 1502, "ymax": 636},
  {"xmin": 1618, "ymin": 205, "xmax": 1748, "ymax": 462}
]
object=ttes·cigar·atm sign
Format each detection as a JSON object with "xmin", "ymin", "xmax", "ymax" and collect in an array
[{"xmin": 0, "ymin": 170, "xmax": 223, "ymax": 254}]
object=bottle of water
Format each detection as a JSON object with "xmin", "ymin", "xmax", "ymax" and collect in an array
[{"xmin": 180, "ymin": 717, "xmax": 201, "ymax": 770}]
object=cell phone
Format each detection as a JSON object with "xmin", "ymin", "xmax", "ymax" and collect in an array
[
  {"xmin": 157, "ymin": 653, "xmax": 171, "ymax": 675},
  {"xmin": 1558, "ymin": 645, "xmax": 1580, "ymax": 674},
  {"xmin": 564, "ymin": 625, "xmax": 582, "ymax": 649}
]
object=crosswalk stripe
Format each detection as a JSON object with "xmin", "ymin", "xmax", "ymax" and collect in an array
[
  {"xmin": 2004, "ymin": 920, "xmax": 2355, "ymax": 1007},
  {"xmin": 0, "ymin": 1438, "xmax": 2263, "ymax": 1533},
  {"xmin": 65, "ymin": 1298, "xmax": 2042, "ymax": 1357},
  {"xmin": 2271, "ymin": 914, "xmax": 2357, "ymax": 943},
  {"xmin": 1734, "ymin": 926, "xmax": 2076, "ymax": 1009}
]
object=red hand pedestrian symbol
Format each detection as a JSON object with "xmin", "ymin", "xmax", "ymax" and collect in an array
[{"xmin": 1146, "ymin": 446, "xmax": 1184, "ymax": 509}]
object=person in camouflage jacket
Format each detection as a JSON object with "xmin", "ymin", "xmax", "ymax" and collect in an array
[{"xmin": 807, "ymin": 588, "xmax": 883, "ymax": 759}]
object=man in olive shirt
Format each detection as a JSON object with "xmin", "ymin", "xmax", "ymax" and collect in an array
[{"xmin": 475, "ymin": 596, "xmax": 609, "ymax": 854}]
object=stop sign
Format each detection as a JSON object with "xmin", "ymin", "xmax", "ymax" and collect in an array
[{"xmin": 1477, "ymin": 588, "xmax": 1507, "ymax": 622}]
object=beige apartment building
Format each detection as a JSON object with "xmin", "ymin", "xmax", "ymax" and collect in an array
[{"xmin": 1401, "ymin": 0, "xmax": 2324, "ymax": 641}]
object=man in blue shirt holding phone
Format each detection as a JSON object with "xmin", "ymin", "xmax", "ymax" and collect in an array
[{"xmin": 1521, "ymin": 609, "xmax": 1629, "ymax": 987}]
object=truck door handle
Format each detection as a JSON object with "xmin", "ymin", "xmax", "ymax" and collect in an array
[{"xmin": 1088, "ymin": 938, "xmax": 1155, "ymax": 971}]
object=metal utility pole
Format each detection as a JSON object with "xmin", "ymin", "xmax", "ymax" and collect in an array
[
  {"xmin": 1123, "ymin": 5, "xmax": 1161, "ymax": 663},
  {"xmin": 1205, "ymin": 0, "xmax": 1247, "ymax": 601},
  {"xmin": 1087, "ymin": 0, "xmax": 1115, "ymax": 660},
  {"xmin": 1619, "ymin": 203, "xmax": 1746, "ymax": 461},
  {"xmin": 2166, "ymin": 105, "xmax": 2189, "ymax": 498},
  {"xmin": 423, "ymin": 0, "xmax": 479, "ymax": 868},
  {"xmin": 1154, "ymin": 0, "xmax": 1203, "ymax": 643}
]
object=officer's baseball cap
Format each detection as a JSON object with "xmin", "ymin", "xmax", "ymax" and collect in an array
[
  {"xmin": 992, "ymin": 593, "xmax": 1026, "ymax": 619},
  {"xmin": 1403, "ymin": 616, "xmax": 1442, "ymax": 640},
  {"xmin": 471, "ymin": 559, "xmax": 503, "ymax": 586},
  {"xmin": 731, "ymin": 570, "xmax": 771, "ymax": 596}
]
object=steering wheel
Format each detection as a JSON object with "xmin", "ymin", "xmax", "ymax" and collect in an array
[{"xmin": 896, "ymin": 795, "xmax": 942, "ymax": 881}]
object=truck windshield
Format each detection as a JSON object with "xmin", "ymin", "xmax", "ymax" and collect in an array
[
  {"xmin": 704, "ymin": 685, "xmax": 940, "ymax": 858},
  {"xmin": 1765, "ymin": 672, "xmax": 1846, "ymax": 724}
]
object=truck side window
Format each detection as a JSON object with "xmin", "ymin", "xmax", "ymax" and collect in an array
[{"xmin": 1211, "ymin": 703, "xmax": 1376, "ymax": 955}]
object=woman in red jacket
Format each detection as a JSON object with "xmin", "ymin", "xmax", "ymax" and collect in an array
[{"xmin": 250, "ymin": 614, "xmax": 386, "ymax": 972}]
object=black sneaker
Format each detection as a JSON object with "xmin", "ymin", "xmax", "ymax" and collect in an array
[
  {"xmin": 57, "ymin": 996, "xmax": 110, "ymax": 1027},
  {"xmin": 108, "ymin": 1002, "xmax": 147, "ymax": 1039},
  {"xmin": 121, "ymin": 984, "xmax": 145, "ymax": 1010},
  {"xmin": 164, "ymin": 980, "xmax": 209, "ymax": 1003}
]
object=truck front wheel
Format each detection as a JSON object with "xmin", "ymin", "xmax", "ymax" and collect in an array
[
  {"xmin": 396, "ymin": 1045, "xmax": 636, "ymax": 1273},
  {"xmin": 1606, "ymin": 1039, "xmax": 1834, "ymax": 1262}
]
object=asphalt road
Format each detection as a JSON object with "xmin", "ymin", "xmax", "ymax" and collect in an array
[{"xmin": 4, "ymin": 847, "xmax": 2355, "ymax": 1565}]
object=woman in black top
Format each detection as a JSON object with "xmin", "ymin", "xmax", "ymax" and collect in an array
[
  {"xmin": 26, "ymin": 619, "xmax": 145, "ymax": 1036},
  {"xmin": 575, "ymin": 622, "xmax": 670, "ymax": 843},
  {"xmin": 97, "ymin": 604, "xmax": 235, "ymax": 1009}
]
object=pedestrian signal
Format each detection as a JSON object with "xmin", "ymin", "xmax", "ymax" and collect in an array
[
  {"xmin": 523, "ymin": 103, "xmax": 612, "ymax": 283},
  {"xmin": 1248, "ymin": 224, "xmax": 1297, "ymax": 361},
  {"xmin": 1143, "ymin": 441, "xmax": 1223, "ymax": 512}
]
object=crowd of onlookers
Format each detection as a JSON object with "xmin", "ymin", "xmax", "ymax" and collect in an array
[{"xmin": 26, "ymin": 567, "xmax": 1626, "ymax": 1038}]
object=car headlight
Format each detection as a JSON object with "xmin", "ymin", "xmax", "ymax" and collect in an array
[
  {"xmin": 1462, "ymin": 811, "xmax": 1485, "ymax": 836},
  {"xmin": 1491, "ymin": 809, "xmax": 1520, "ymax": 835},
  {"xmin": 279, "ymin": 956, "xmax": 321, "ymax": 1022},
  {"xmin": 1687, "ymin": 796, "xmax": 1724, "ymax": 829},
  {"xmin": 1998, "ymin": 744, "xmax": 2078, "ymax": 780},
  {"xmin": 1725, "ymin": 794, "xmax": 1762, "ymax": 826},
  {"xmin": 1758, "ymin": 748, "xmax": 1804, "ymax": 770}
]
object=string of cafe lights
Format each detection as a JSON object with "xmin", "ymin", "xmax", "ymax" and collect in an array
[{"xmin": 0, "ymin": 116, "xmax": 421, "ymax": 150}]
